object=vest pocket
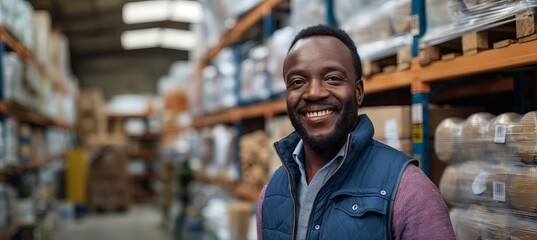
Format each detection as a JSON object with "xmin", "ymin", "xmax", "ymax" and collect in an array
[{"xmin": 329, "ymin": 190, "xmax": 389, "ymax": 217}]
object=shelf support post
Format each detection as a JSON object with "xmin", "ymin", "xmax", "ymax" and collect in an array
[
  {"xmin": 325, "ymin": 0, "xmax": 337, "ymax": 26},
  {"xmin": 411, "ymin": 59, "xmax": 430, "ymax": 176},
  {"xmin": 411, "ymin": 0, "xmax": 426, "ymax": 57}
]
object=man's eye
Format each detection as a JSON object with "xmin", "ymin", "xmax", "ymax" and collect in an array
[
  {"xmin": 290, "ymin": 79, "xmax": 306, "ymax": 86},
  {"xmin": 326, "ymin": 76, "xmax": 342, "ymax": 81}
]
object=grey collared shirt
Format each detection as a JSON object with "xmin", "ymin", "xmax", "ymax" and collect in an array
[{"xmin": 292, "ymin": 139, "xmax": 347, "ymax": 240}]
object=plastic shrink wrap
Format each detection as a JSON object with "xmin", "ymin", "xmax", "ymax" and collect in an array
[
  {"xmin": 290, "ymin": 0, "xmax": 326, "ymax": 31},
  {"xmin": 338, "ymin": 0, "xmax": 413, "ymax": 61},
  {"xmin": 434, "ymin": 112, "xmax": 532, "ymax": 163},
  {"xmin": 266, "ymin": 27, "xmax": 294, "ymax": 96},
  {"xmin": 239, "ymin": 45, "xmax": 271, "ymax": 103},
  {"xmin": 437, "ymin": 111, "xmax": 537, "ymax": 239},
  {"xmin": 421, "ymin": 0, "xmax": 537, "ymax": 47}
]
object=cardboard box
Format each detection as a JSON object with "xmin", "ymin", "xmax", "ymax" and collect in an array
[
  {"xmin": 360, "ymin": 105, "xmax": 482, "ymax": 140},
  {"xmin": 229, "ymin": 201, "xmax": 253, "ymax": 240}
]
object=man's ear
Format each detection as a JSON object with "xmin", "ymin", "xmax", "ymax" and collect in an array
[{"xmin": 356, "ymin": 79, "xmax": 364, "ymax": 106}]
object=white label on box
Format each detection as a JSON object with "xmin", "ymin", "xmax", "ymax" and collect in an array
[
  {"xmin": 493, "ymin": 181, "xmax": 506, "ymax": 202},
  {"xmin": 494, "ymin": 125, "xmax": 507, "ymax": 144},
  {"xmin": 411, "ymin": 15, "xmax": 420, "ymax": 36},
  {"xmin": 412, "ymin": 104, "xmax": 423, "ymax": 124},
  {"xmin": 384, "ymin": 119, "xmax": 399, "ymax": 140},
  {"xmin": 472, "ymin": 171, "xmax": 489, "ymax": 195}
]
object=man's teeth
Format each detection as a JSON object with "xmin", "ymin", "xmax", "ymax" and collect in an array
[{"xmin": 306, "ymin": 110, "xmax": 332, "ymax": 118}]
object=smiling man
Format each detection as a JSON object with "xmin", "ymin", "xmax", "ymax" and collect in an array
[{"xmin": 257, "ymin": 25, "xmax": 455, "ymax": 240}]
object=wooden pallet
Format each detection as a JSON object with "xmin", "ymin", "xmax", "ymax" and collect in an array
[
  {"xmin": 363, "ymin": 48, "xmax": 412, "ymax": 79},
  {"xmin": 419, "ymin": 7, "xmax": 537, "ymax": 65}
]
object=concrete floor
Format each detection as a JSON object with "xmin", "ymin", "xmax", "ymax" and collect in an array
[{"xmin": 52, "ymin": 204, "xmax": 173, "ymax": 240}]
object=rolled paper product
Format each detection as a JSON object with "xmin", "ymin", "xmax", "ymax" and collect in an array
[
  {"xmin": 514, "ymin": 111, "xmax": 537, "ymax": 164},
  {"xmin": 509, "ymin": 166, "xmax": 537, "ymax": 213},
  {"xmin": 439, "ymin": 164, "xmax": 458, "ymax": 204},
  {"xmin": 451, "ymin": 206, "xmax": 485, "ymax": 240},
  {"xmin": 485, "ymin": 163, "xmax": 511, "ymax": 207},
  {"xmin": 485, "ymin": 113, "xmax": 522, "ymax": 162},
  {"xmin": 481, "ymin": 209, "xmax": 509, "ymax": 240},
  {"xmin": 434, "ymin": 117, "xmax": 465, "ymax": 163},
  {"xmin": 457, "ymin": 161, "xmax": 490, "ymax": 203},
  {"xmin": 460, "ymin": 112, "xmax": 495, "ymax": 161},
  {"xmin": 511, "ymin": 214, "xmax": 537, "ymax": 240}
]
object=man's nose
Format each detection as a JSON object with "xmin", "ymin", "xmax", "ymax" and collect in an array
[{"xmin": 303, "ymin": 79, "xmax": 329, "ymax": 100}]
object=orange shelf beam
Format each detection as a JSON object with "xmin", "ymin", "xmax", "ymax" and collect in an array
[
  {"xmin": 421, "ymin": 40, "xmax": 537, "ymax": 82},
  {"xmin": 0, "ymin": 27, "xmax": 68, "ymax": 95},
  {"xmin": 364, "ymin": 70, "xmax": 413, "ymax": 94},
  {"xmin": 201, "ymin": 0, "xmax": 283, "ymax": 70}
]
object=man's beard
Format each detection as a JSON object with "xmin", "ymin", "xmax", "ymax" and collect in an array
[{"xmin": 288, "ymin": 98, "xmax": 359, "ymax": 153}]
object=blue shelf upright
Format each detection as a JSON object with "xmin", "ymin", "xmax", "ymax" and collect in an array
[{"xmin": 411, "ymin": 0, "xmax": 431, "ymax": 176}]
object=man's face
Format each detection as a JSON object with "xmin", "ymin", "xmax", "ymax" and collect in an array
[{"xmin": 283, "ymin": 36, "xmax": 363, "ymax": 150}]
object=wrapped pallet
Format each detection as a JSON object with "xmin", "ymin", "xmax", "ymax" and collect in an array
[{"xmin": 239, "ymin": 130, "xmax": 270, "ymax": 194}]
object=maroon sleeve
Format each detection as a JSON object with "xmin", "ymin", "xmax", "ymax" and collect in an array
[
  {"xmin": 257, "ymin": 184, "xmax": 267, "ymax": 240},
  {"xmin": 392, "ymin": 164, "xmax": 455, "ymax": 240}
]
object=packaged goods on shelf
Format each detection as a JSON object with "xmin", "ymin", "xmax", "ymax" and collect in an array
[
  {"xmin": 239, "ymin": 130, "xmax": 270, "ymax": 194},
  {"xmin": 198, "ymin": 0, "xmax": 227, "ymax": 47},
  {"xmin": 3, "ymin": 117, "xmax": 19, "ymax": 167},
  {"xmin": 451, "ymin": 206, "xmax": 537, "ymax": 240},
  {"xmin": 0, "ymin": 184, "xmax": 7, "ymax": 234},
  {"xmin": 215, "ymin": 48, "xmax": 239, "ymax": 110},
  {"xmin": 0, "ymin": 0, "xmax": 34, "ymax": 50},
  {"xmin": 434, "ymin": 111, "xmax": 536, "ymax": 163},
  {"xmin": 439, "ymin": 161, "xmax": 512, "ymax": 208},
  {"xmin": 360, "ymin": 105, "xmax": 480, "ymax": 140},
  {"xmin": 33, "ymin": 10, "xmax": 52, "ymax": 68},
  {"xmin": 339, "ymin": 0, "xmax": 413, "ymax": 62},
  {"xmin": 334, "ymin": 0, "xmax": 374, "ymax": 26},
  {"xmin": 228, "ymin": 201, "xmax": 254, "ymax": 240},
  {"xmin": 221, "ymin": 0, "xmax": 261, "ymax": 21},
  {"xmin": 514, "ymin": 111, "xmax": 537, "ymax": 164},
  {"xmin": 460, "ymin": 112, "xmax": 496, "ymax": 160},
  {"xmin": 266, "ymin": 27, "xmax": 294, "ymax": 96},
  {"xmin": 87, "ymin": 145, "xmax": 130, "ymax": 212},
  {"xmin": 123, "ymin": 119, "xmax": 146, "ymax": 136},
  {"xmin": 239, "ymin": 45, "xmax": 271, "ymax": 103},
  {"xmin": 18, "ymin": 123, "xmax": 31, "ymax": 165},
  {"xmin": 212, "ymin": 125, "xmax": 239, "ymax": 180},
  {"xmin": 2, "ymin": 52, "xmax": 25, "ymax": 105},
  {"xmin": 290, "ymin": 0, "xmax": 326, "ymax": 31},
  {"xmin": 159, "ymin": 61, "xmax": 192, "ymax": 97},
  {"xmin": 202, "ymin": 65, "xmax": 221, "ymax": 114},
  {"xmin": 77, "ymin": 89, "xmax": 107, "ymax": 145},
  {"xmin": 421, "ymin": 0, "xmax": 537, "ymax": 48},
  {"xmin": 266, "ymin": 116, "xmax": 295, "ymax": 174}
]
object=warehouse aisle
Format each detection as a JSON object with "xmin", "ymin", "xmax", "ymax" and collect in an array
[{"xmin": 52, "ymin": 205, "xmax": 172, "ymax": 240}]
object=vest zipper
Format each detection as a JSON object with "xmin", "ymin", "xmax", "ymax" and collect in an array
[
  {"xmin": 274, "ymin": 144, "xmax": 298, "ymax": 240},
  {"xmin": 304, "ymin": 133, "xmax": 352, "ymax": 240}
]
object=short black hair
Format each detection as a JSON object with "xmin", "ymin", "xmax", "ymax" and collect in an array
[{"xmin": 288, "ymin": 24, "xmax": 362, "ymax": 79}]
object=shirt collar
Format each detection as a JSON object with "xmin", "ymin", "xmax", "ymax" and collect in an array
[{"xmin": 292, "ymin": 138, "xmax": 349, "ymax": 171}]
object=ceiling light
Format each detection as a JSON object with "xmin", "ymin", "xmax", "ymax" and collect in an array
[
  {"xmin": 161, "ymin": 29, "xmax": 197, "ymax": 50},
  {"xmin": 121, "ymin": 28, "xmax": 197, "ymax": 50},
  {"xmin": 121, "ymin": 28, "xmax": 161, "ymax": 49},
  {"xmin": 122, "ymin": 0, "xmax": 203, "ymax": 24}
]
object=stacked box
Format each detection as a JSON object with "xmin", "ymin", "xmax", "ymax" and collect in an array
[
  {"xmin": 266, "ymin": 116, "xmax": 295, "ymax": 174},
  {"xmin": 239, "ymin": 130, "xmax": 270, "ymax": 194},
  {"xmin": 76, "ymin": 89, "xmax": 107, "ymax": 145},
  {"xmin": 361, "ymin": 105, "xmax": 481, "ymax": 185},
  {"xmin": 228, "ymin": 201, "xmax": 254, "ymax": 240},
  {"xmin": 87, "ymin": 145, "xmax": 130, "ymax": 212}
]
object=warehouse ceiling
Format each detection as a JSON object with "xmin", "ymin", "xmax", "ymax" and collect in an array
[{"xmin": 27, "ymin": 0, "xmax": 193, "ymax": 98}]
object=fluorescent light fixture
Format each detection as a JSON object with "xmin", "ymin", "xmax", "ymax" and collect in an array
[
  {"xmin": 161, "ymin": 28, "xmax": 197, "ymax": 50},
  {"xmin": 170, "ymin": 1, "xmax": 203, "ymax": 23},
  {"xmin": 121, "ymin": 28, "xmax": 161, "ymax": 50},
  {"xmin": 123, "ymin": 0, "xmax": 203, "ymax": 24},
  {"xmin": 121, "ymin": 28, "xmax": 197, "ymax": 50}
]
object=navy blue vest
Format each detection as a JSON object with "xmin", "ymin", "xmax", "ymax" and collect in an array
[{"xmin": 261, "ymin": 115, "xmax": 415, "ymax": 240}]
